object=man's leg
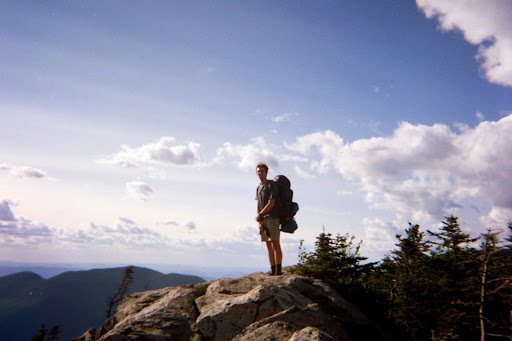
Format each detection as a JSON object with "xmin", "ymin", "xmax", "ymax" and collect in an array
[
  {"xmin": 271, "ymin": 241, "xmax": 283, "ymax": 275},
  {"xmin": 266, "ymin": 241, "xmax": 276, "ymax": 266},
  {"xmin": 271, "ymin": 240, "xmax": 282, "ymax": 265}
]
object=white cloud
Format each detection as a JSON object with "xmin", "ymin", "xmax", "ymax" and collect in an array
[
  {"xmin": 214, "ymin": 137, "xmax": 308, "ymax": 172},
  {"xmin": 0, "ymin": 164, "xmax": 48, "ymax": 179},
  {"xmin": 184, "ymin": 221, "xmax": 196, "ymax": 230},
  {"xmin": 126, "ymin": 181, "xmax": 153, "ymax": 201},
  {"xmin": 215, "ymin": 137, "xmax": 280, "ymax": 171},
  {"xmin": 157, "ymin": 219, "xmax": 198, "ymax": 232},
  {"xmin": 157, "ymin": 220, "xmax": 179, "ymax": 227},
  {"xmin": 0, "ymin": 200, "xmax": 17, "ymax": 222},
  {"xmin": 118, "ymin": 216, "xmax": 136, "ymax": 225},
  {"xmin": 337, "ymin": 190, "xmax": 355, "ymax": 197},
  {"xmin": 0, "ymin": 199, "xmax": 293, "ymax": 267},
  {"xmin": 0, "ymin": 201, "xmax": 54, "ymax": 242},
  {"xmin": 417, "ymin": 0, "xmax": 512, "ymax": 87},
  {"xmin": 478, "ymin": 207, "xmax": 512, "ymax": 230},
  {"xmin": 361, "ymin": 217, "xmax": 400, "ymax": 257},
  {"xmin": 271, "ymin": 112, "xmax": 300, "ymax": 123},
  {"xmin": 285, "ymin": 130, "xmax": 345, "ymax": 174},
  {"xmin": 294, "ymin": 165, "xmax": 315, "ymax": 179},
  {"xmin": 98, "ymin": 137, "xmax": 203, "ymax": 168},
  {"xmin": 287, "ymin": 115, "xmax": 512, "ymax": 229},
  {"xmin": 58, "ymin": 218, "xmax": 167, "ymax": 248}
]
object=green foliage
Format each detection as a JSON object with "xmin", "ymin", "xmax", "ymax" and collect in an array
[
  {"xmin": 427, "ymin": 215, "xmax": 479, "ymax": 254},
  {"xmin": 194, "ymin": 283, "xmax": 210, "ymax": 297},
  {"xmin": 0, "ymin": 267, "xmax": 205, "ymax": 340},
  {"xmin": 293, "ymin": 229, "xmax": 368, "ymax": 288},
  {"xmin": 296, "ymin": 217, "xmax": 512, "ymax": 341}
]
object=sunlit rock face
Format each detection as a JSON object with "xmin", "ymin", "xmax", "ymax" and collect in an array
[{"xmin": 74, "ymin": 272, "xmax": 394, "ymax": 341}]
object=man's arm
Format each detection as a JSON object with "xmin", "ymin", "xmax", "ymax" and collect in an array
[{"xmin": 256, "ymin": 199, "xmax": 275, "ymax": 222}]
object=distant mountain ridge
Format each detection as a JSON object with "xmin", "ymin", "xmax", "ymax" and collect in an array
[{"xmin": 0, "ymin": 266, "xmax": 205, "ymax": 341}]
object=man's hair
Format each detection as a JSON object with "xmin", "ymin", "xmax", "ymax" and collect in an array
[{"xmin": 256, "ymin": 162, "xmax": 269, "ymax": 172}]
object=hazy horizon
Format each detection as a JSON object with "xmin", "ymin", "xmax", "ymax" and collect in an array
[{"xmin": 0, "ymin": 260, "xmax": 265, "ymax": 280}]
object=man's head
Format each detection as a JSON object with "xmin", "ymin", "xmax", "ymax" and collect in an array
[
  {"xmin": 256, "ymin": 162, "xmax": 268, "ymax": 173},
  {"xmin": 256, "ymin": 162, "xmax": 269, "ymax": 181}
]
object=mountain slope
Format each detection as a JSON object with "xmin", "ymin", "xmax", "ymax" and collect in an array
[{"xmin": 0, "ymin": 266, "xmax": 204, "ymax": 341}]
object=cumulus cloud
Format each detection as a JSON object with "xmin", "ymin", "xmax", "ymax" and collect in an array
[
  {"xmin": 215, "ymin": 137, "xmax": 281, "ymax": 171},
  {"xmin": 0, "ymin": 164, "xmax": 48, "ymax": 179},
  {"xmin": 287, "ymin": 115, "xmax": 512, "ymax": 228},
  {"xmin": 294, "ymin": 165, "xmax": 315, "ymax": 179},
  {"xmin": 417, "ymin": 0, "xmax": 512, "ymax": 87},
  {"xmin": 126, "ymin": 181, "xmax": 153, "ymax": 201},
  {"xmin": 98, "ymin": 137, "xmax": 203, "ymax": 168},
  {"xmin": 215, "ymin": 137, "xmax": 308, "ymax": 171},
  {"xmin": 361, "ymin": 217, "xmax": 403, "ymax": 260},
  {"xmin": 0, "ymin": 200, "xmax": 17, "ymax": 222},
  {"xmin": 58, "ymin": 217, "xmax": 167, "ymax": 248},
  {"xmin": 0, "ymin": 200, "xmax": 54, "ymax": 242}
]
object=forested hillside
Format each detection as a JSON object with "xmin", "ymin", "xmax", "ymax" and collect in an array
[
  {"xmin": 0, "ymin": 266, "xmax": 204, "ymax": 341},
  {"xmin": 292, "ymin": 216, "xmax": 512, "ymax": 341}
]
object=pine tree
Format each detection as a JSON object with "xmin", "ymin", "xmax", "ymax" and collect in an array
[
  {"xmin": 389, "ymin": 223, "xmax": 439, "ymax": 341},
  {"xmin": 427, "ymin": 216, "xmax": 480, "ymax": 340},
  {"xmin": 105, "ymin": 265, "xmax": 135, "ymax": 319},
  {"xmin": 428, "ymin": 215, "xmax": 479, "ymax": 255},
  {"xmin": 293, "ymin": 228, "xmax": 368, "ymax": 287}
]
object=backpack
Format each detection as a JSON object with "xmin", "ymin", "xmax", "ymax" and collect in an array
[{"xmin": 273, "ymin": 175, "xmax": 299, "ymax": 233}]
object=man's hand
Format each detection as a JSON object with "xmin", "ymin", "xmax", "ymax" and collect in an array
[{"xmin": 258, "ymin": 222, "xmax": 270, "ymax": 238}]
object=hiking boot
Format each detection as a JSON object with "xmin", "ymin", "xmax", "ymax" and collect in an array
[
  {"xmin": 267, "ymin": 265, "xmax": 276, "ymax": 276},
  {"xmin": 273, "ymin": 264, "xmax": 283, "ymax": 276}
]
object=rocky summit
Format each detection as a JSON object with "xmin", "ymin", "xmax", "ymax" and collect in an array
[{"xmin": 75, "ymin": 272, "xmax": 393, "ymax": 341}]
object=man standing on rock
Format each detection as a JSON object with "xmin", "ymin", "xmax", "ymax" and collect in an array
[{"xmin": 255, "ymin": 162, "xmax": 283, "ymax": 276}]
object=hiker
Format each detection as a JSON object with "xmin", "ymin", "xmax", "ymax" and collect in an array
[{"xmin": 255, "ymin": 162, "xmax": 283, "ymax": 276}]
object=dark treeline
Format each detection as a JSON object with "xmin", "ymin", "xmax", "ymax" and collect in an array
[{"xmin": 291, "ymin": 215, "xmax": 512, "ymax": 341}]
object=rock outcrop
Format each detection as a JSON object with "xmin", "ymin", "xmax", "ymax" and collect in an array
[{"xmin": 75, "ymin": 272, "xmax": 393, "ymax": 341}]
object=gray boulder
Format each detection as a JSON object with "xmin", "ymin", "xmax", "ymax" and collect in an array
[{"xmin": 75, "ymin": 272, "xmax": 393, "ymax": 341}]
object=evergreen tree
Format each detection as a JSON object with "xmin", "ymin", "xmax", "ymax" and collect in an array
[
  {"xmin": 105, "ymin": 265, "xmax": 135, "ymax": 319},
  {"xmin": 293, "ymin": 228, "xmax": 368, "ymax": 287},
  {"xmin": 427, "ymin": 215, "xmax": 479, "ymax": 255},
  {"xmin": 393, "ymin": 222, "xmax": 430, "ymax": 272},
  {"xmin": 389, "ymin": 223, "xmax": 440, "ymax": 341},
  {"xmin": 427, "ymin": 216, "xmax": 480, "ymax": 340}
]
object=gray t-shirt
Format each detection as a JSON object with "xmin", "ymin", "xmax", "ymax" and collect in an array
[{"xmin": 255, "ymin": 180, "xmax": 279, "ymax": 218}]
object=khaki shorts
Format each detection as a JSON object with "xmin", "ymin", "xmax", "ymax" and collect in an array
[{"xmin": 260, "ymin": 217, "xmax": 280, "ymax": 242}]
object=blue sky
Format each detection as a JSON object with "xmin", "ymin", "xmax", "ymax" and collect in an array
[{"xmin": 1, "ymin": 1, "xmax": 512, "ymax": 274}]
